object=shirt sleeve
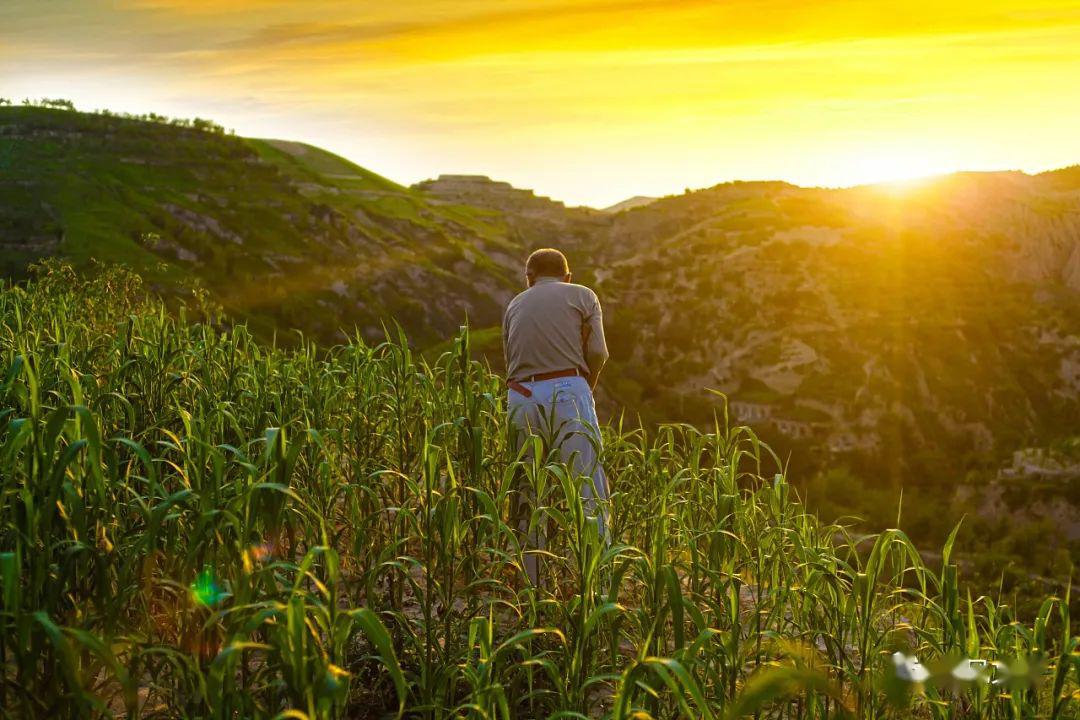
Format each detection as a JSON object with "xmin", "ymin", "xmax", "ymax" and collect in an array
[
  {"xmin": 502, "ymin": 305, "xmax": 511, "ymax": 374},
  {"xmin": 584, "ymin": 290, "xmax": 609, "ymax": 375}
]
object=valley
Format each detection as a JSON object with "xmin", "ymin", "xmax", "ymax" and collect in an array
[{"xmin": 2, "ymin": 105, "xmax": 1078, "ymax": 595}]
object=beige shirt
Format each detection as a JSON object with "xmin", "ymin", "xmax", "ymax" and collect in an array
[{"xmin": 503, "ymin": 277, "xmax": 609, "ymax": 382}]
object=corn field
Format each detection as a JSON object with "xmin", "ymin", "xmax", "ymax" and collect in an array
[{"xmin": 0, "ymin": 264, "xmax": 1076, "ymax": 719}]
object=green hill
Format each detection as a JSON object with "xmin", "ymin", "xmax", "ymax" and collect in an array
[
  {"xmin": 0, "ymin": 267, "xmax": 1074, "ymax": 718},
  {"xmin": 251, "ymin": 138, "xmax": 408, "ymax": 191},
  {"xmin": 0, "ymin": 106, "xmax": 522, "ymax": 345}
]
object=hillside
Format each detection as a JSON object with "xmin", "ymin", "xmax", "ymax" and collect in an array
[
  {"xmin": 0, "ymin": 106, "xmax": 525, "ymax": 345},
  {"xmin": 591, "ymin": 174, "xmax": 1080, "ymax": 436},
  {"xmin": 1, "ymin": 106, "xmax": 1078, "ymax": 573},
  {"xmin": 409, "ymin": 165, "xmax": 1080, "ymax": 577},
  {"xmin": 587, "ymin": 175, "xmax": 1080, "ymax": 539},
  {"xmin": 0, "ymin": 268, "xmax": 1075, "ymax": 718}
]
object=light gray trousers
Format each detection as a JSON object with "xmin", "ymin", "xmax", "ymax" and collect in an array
[{"xmin": 508, "ymin": 375, "xmax": 609, "ymax": 584}]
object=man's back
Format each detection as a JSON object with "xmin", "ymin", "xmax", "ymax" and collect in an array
[
  {"xmin": 503, "ymin": 250, "xmax": 612, "ymax": 582},
  {"xmin": 503, "ymin": 277, "xmax": 608, "ymax": 382}
]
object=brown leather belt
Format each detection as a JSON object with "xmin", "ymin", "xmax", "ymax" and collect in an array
[{"xmin": 507, "ymin": 368, "xmax": 584, "ymax": 398}]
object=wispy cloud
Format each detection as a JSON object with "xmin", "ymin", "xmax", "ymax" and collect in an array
[{"xmin": 121, "ymin": 0, "xmax": 296, "ymax": 12}]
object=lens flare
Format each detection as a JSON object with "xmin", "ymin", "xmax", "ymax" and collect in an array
[
  {"xmin": 190, "ymin": 567, "xmax": 225, "ymax": 607},
  {"xmin": 250, "ymin": 542, "xmax": 275, "ymax": 562}
]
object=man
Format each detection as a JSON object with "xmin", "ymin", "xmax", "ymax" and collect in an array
[{"xmin": 503, "ymin": 248, "xmax": 610, "ymax": 583}]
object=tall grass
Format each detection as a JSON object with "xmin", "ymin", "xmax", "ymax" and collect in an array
[{"xmin": 0, "ymin": 264, "xmax": 1076, "ymax": 718}]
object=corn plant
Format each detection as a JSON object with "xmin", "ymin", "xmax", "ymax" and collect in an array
[{"xmin": 0, "ymin": 263, "xmax": 1075, "ymax": 719}]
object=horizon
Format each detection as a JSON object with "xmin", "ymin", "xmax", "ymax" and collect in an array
[
  {"xmin": 3, "ymin": 1, "xmax": 1080, "ymax": 207},
  {"xmin": 8, "ymin": 99, "xmax": 1079, "ymax": 211}
]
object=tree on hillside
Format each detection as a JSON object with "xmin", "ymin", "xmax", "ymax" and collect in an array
[
  {"xmin": 0, "ymin": 98, "xmax": 10, "ymax": 106},
  {"xmin": 192, "ymin": 117, "xmax": 225, "ymax": 134},
  {"xmin": 40, "ymin": 98, "xmax": 76, "ymax": 111}
]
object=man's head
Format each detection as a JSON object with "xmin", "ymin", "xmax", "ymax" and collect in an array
[{"xmin": 525, "ymin": 248, "xmax": 571, "ymax": 287}]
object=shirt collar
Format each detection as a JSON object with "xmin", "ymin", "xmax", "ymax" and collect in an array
[{"xmin": 532, "ymin": 276, "xmax": 562, "ymax": 286}]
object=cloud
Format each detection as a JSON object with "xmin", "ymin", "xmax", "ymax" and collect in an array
[
  {"xmin": 221, "ymin": 21, "xmax": 412, "ymax": 50},
  {"xmin": 199, "ymin": 0, "xmax": 1080, "ymax": 70},
  {"xmin": 122, "ymin": 0, "xmax": 295, "ymax": 12},
  {"xmin": 16, "ymin": 1, "xmax": 1080, "ymax": 73},
  {"xmin": 214, "ymin": 1, "xmax": 712, "ymax": 53},
  {"xmin": 4, "ymin": 0, "xmax": 1080, "ymax": 205}
]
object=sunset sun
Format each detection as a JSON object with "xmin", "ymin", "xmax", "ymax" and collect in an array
[{"xmin": 833, "ymin": 149, "xmax": 957, "ymax": 188}]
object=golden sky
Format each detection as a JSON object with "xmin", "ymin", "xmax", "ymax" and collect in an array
[{"xmin": 3, "ymin": 1, "xmax": 1079, "ymax": 206}]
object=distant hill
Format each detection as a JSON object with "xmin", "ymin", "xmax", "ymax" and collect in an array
[
  {"xmin": 2, "ymin": 106, "xmax": 1078, "ymax": 555},
  {"xmin": 601, "ymin": 195, "xmax": 658, "ymax": 213},
  {"xmin": 590, "ymin": 173, "xmax": 1080, "ymax": 548}
]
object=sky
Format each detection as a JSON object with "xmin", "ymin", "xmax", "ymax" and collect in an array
[{"xmin": 2, "ymin": 1, "xmax": 1079, "ymax": 207}]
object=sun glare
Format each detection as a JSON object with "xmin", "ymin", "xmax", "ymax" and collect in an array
[{"xmin": 831, "ymin": 150, "xmax": 955, "ymax": 190}]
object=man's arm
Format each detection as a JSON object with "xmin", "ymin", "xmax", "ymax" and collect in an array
[{"xmin": 582, "ymin": 291, "xmax": 609, "ymax": 389}]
